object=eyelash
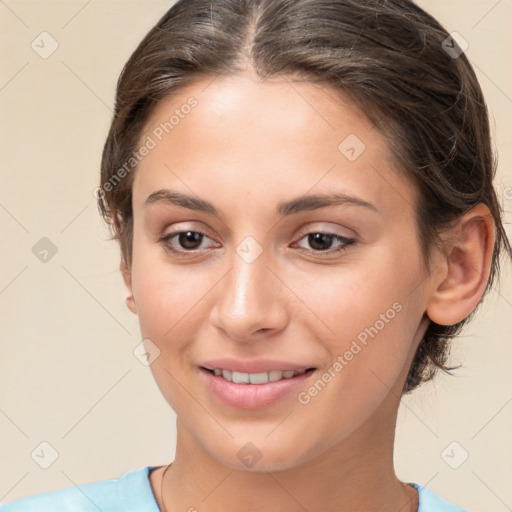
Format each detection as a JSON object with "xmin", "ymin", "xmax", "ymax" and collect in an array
[{"xmin": 159, "ymin": 230, "xmax": 356, "ymax": 258}]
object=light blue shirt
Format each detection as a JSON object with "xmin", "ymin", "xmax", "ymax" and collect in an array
[{"xmin": 0, "ymin": 466, "xmax": 468, "ymax": 511}]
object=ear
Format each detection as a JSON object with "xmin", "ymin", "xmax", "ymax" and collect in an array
[
  {"xmin": 425, "ymin": 204, "xmax": 495, "ymax": 326},
  {"xmin": 120, "ymin": 258, "xmax": 137, "ymax": 315}
]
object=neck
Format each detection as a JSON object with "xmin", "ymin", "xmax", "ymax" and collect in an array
[{"xmin": 158, "ymin": 397, "xmax": 418, "ymax": 512}]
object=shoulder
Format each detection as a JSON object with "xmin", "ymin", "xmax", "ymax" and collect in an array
[
  {"xmin": 0, "ymin": 466, "xmax": 157, "ymax": 512},
  {"xmin": 411, "ymin": 482, "xmax": 469, "ymax": 512}
]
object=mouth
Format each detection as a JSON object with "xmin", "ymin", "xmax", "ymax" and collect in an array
[
  {"xmin": 198, "ymin": 365, "xmax": 318, "ymax": 410},
  {"xmin": 200, "ymin": 366, "xmax": 317, "ymax": 384}
]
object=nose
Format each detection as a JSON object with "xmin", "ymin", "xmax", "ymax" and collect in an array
[{"xmin": 209, "ymin": 245, "xmax": 290, "ymax": 342}]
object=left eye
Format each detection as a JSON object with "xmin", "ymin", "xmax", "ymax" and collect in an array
[
  {"xmin": 160, "ymin": 230, "xmax": 355, "ymax": 256},
  {"xmin": 294, "ymin": 232, "xmax": 355, "ymax": 254}
]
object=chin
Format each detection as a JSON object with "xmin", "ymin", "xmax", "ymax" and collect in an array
[{"xmin": 204, "ymin": 434, "xmax": 317, "ymax": 473}]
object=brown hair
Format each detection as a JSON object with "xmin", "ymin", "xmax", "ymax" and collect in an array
[{"xmin": 97, "ymin": 0, "xmax": 511, "ymax": 393}]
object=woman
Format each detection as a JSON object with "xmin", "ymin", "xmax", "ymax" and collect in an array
[{"xmin": 3, "ymin": 0, "xmax": 510, "ymax": 510}]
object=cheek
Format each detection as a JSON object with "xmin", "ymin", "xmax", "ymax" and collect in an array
[
  {"xmin": 299, "ymin": 291, "xmax": 416, "ymax": 439},
  {"xmin": 130, "ymin": 246, "xmax": 234, "ymax": 371},
  {"xmin": 304, "ymin": 254, "xmax": 414, "ymax": 340},
  {"xmin": 305, "ymin": 249, "xmax": 422, "ymax": 389},
  {"xmin": 133, "ymin": 265, "xmax": 206, "ymax": 343},
  {"xmin": 130, "ymin": 255, "xmax": 212, "ymax": 407}
]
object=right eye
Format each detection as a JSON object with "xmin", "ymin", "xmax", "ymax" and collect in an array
[{"xmin": 159, "ymin": 230, "xmax": 216, "ymax": 256}]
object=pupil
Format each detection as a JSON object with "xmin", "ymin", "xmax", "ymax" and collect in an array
[
  {"xmin": 309, "ymin": 233, "xmax": 333, "ymax": 251},
  {"xmin": 179, "ymin": 231, "xmax": 202, "ymax": 249}
]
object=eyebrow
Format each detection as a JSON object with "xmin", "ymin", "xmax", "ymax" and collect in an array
[{"xmin": 143, "ymin": 189, "xmax": 380, "ymax": 216}]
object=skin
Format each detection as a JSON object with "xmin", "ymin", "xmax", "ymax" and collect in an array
[{"xmin": 119, "ymin": 72, "xmax": 495, "ymax": 512}]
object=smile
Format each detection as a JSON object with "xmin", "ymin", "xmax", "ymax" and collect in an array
[{"xmin": 203, "ymin": 367, "xmax": 315, "ymax": 384}]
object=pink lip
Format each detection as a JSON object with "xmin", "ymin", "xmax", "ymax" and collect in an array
[
  {"xmin": 199, "ymin": 367, "xmax": 316, "ymax": 410},
  {"xmin": 200, "ymin": 358, "xmax": 315, "ymax": 373}
]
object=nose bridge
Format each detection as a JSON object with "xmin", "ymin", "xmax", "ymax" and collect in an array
[{"xmin": 212, "ymin": 236, "xmax": 288, "ymax": 340}]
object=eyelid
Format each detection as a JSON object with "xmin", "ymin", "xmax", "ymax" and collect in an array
[
  {"xmin": 161, "ymin": 221, "xmax": 215, "ymax": 239},
  {"xmin": 292, "ymin": 231, "xmax": 356, "ymax": 254},
  {"xmin": 160, "ymin": 229, "xmax": 216, "ymax": 247},
  {"xmin": 294, "ymin": 222, "xmax": 357, "ymax": 241},
  {"xmin": 160, "ymin": 225, "xmax": 357, "ymax": 259},
  {"xmin": 161, "ymin": 222, "xmax": 355, "ymax": 245}
]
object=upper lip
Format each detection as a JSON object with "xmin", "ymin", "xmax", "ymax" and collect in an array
[{"xmin": 200, "ymin": 358, "xmax": 316, "ymax": 374}]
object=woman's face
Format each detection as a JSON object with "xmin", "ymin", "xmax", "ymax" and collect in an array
[{"xmin": 124, "ymin": 73, "xmax": 433, "ymax": 470}]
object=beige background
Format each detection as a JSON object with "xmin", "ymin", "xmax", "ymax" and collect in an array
[{"xmin": 0, "ymin": 1, "xmax": 511, "ymax": 510}]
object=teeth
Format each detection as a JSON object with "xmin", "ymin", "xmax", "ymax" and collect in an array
[
  {"xmin": 210, "ymin": 368, "xmax": 308, "ymax": 384},
  {"xmin": 231, "ymin": 371, "xmax": 250, "ymax": 384}
]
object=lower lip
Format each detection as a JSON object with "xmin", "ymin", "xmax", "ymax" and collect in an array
[{"xmin": 199, "ymin": 368, "xmax": 316, "ymax": 410}]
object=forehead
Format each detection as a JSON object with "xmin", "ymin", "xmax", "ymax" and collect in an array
[
  {"xmin": 133, "ymin": 73, "xmax": 416, "ymax": 219},
  {"xmin": 143, "ymin": 73, "xmax": 377, "ymax": 155}
]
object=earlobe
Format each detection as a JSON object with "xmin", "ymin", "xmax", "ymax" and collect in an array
[
  {"xmin": 120, "ymin": 258, "xmax": 137, "ymax": 315},
  {"xmin": 425, "ymin": 204, "xmax": 495, "ymax": 326}
]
